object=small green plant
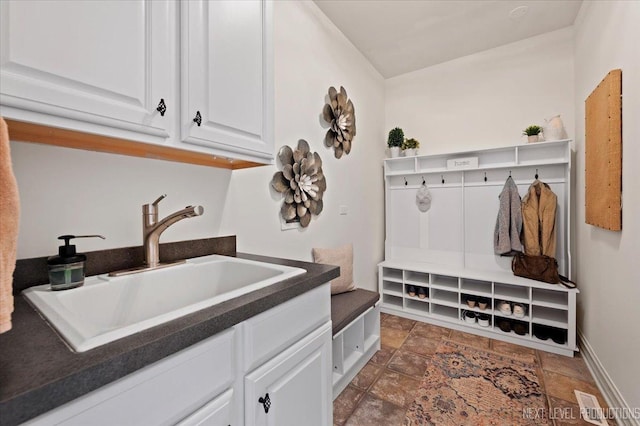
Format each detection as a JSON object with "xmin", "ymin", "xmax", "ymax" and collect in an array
[
  {"xmin": 387, "ymin": 127, "xmax": 404, "ymax": 148},
  {"xmin": 523, "ymin": 125, "xmax": 542, "ymax": 136},
  {"xmin": 402, "ymin": 138, "xmax": 420, "ymax": 149}
]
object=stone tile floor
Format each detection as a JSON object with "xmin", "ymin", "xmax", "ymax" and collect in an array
[{"xmin": 333, "ymin": 313, "xmax": 609, "ymax": 426}]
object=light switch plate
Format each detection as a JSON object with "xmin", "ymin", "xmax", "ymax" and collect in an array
[{"xmin": 339, "ymin": 205, "xmax": 348, "ymax": 215}]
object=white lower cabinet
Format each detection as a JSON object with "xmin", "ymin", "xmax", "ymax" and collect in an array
[
  {"xmin": 24, "ymin": 328, "xmax": 238, "ymax": 426},
  {"xmin": 24, "ymin": 283, "xmax": 331, "ymax": 426},
  {"xmin": 177, "ymin": 389, "xmax": 235, "ymax": 426},
  {"xmin": 245, "ymin": 323, "xmax": 332, "ymax": 426}
]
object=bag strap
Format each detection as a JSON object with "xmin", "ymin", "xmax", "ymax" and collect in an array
[{"xmin": 559, "ymin": 274, "xmax": 576, "ymax": 289}]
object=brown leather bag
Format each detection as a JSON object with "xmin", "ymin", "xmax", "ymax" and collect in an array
[{"xmin": 511, "ymin": 253, "xmax": 560, "ymax": 284}]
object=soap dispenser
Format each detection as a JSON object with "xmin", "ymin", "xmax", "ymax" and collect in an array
[{"xmin": 47, "ymin": 235, "xmax": 105, "ymax": 290}]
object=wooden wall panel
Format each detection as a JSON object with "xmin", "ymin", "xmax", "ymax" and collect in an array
[{"xmin": 585, "ymin": 69, "xmax": 622, "ymax": 231}]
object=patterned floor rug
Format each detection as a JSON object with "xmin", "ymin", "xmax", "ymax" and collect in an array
[{"xmin": 405, "ymin": 339, "xmax": 550, "ymax": 425}]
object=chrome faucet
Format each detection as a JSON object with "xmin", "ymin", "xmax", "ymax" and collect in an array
[
  {"xmin": 109, "ymin": 194, "xmax": 204, "ymax": 276},
  {"xmin": 143, "ymin": 194, "xmax": 204, "ymax": 267}
]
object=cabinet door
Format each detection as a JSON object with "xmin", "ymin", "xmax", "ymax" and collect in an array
[
  {"xmin": 181, "ymin": 0, "xmax": 274, "ymax": 163},
  {"xmin": 0, "ymin": 0, "xmax": 176, "ymax": 143},
  {"xmin": 245, "ymin": 323, "xmax": 332, "ymax": 426},
  {"xmin": 177, "ymin": 389, "xmax": 235, "ymax": 426},
  {"xmin": 23, "ymin": 329, "xmax": 236, "ymax": 426}
]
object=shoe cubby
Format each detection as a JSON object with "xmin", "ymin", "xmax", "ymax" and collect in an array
[
  {"xmin": 430, "ymin": 274, "xmax": 459, "ymax": 290},
  {"xmin": 460, "ymin": 278, "xmax": 492, "ymax": 296},
  {"xmin": 381, "ymin": 267, "xmax": 403, "ymax": 282},
  {"xmin": 531, "ymin": 306, "xmax": 568, "ymax": 328},
  {"xmin": 495, "ymin": 300, "xmax": 530, "ymax": 321},
  {"xmin": 461, "ymin": 294, "xmax": 492, "ymax": 313},
  {"xmin": 532, "ymin": 324, "xmax": 568, "ymax": 345},
  {"xmin": 342, "ymin": 319, "xmax": 364, "ymax": 372},
  {"xmin": 460, "ymin": 310, "xmax": 492, "ymax": 330},
  {"xmin": 405, "ymin": 271, "xmax": 429, "ymax": 286},
  {"xmin": 382, "ymin": 280, "xmax": 403, "ymax": 297},
  {"xmin": 494, "ymin": 282, "xmax": 530, "ymax": 303},
  {"xmin": 333, "ymin": 303, "xmax": 381, "ymax": 398},
  {"xmin": 379, "ymin": 262, "xmax": 579, "ymax": 356},
  {"xmin": 430, "ymin": 289, "xmax": 459, "ymax": 308},
  {"xmin": 381, "ymin": 294, "xmax": 403, "ymax": 308},
  {"xmin": 405, "ymin": 299, "xmax": 429, "ymax": 315},
  {"xmin": 532, "ymin": 288, "xmax": 569, "ymax": 309},
  {"xmin": 405, "ymin": 284, "xmax": 429, "ymax": 300},
  {"xmin": 496, "ymin": 318, "xmax": 530, "ymax": 337},
  {"xmin": 431, "ymin": 304, "xmax": 458, "ymax": 321}
]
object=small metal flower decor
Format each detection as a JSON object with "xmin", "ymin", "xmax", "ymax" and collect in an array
[
  {"xmin": 322, "ymin": 86, "xmax": 356, "ymax": 159},
  {"xmin": 271, "ymin": 140, "xmax": 326, "ymax": 228}
]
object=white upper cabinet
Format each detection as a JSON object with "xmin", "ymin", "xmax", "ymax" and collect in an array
[
  {"xmin": 181, "ymin": 0, "xmax": 273, "ymax": 163},
  {"xmin": 0, "ymin": 0, "xmax": 177, "ymax": 144},
  {"xmin": 0, "ymin": 0, "xmax": 274, "ymax": 165}
]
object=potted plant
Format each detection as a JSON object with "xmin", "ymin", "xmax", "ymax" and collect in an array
[
  {"xmin": 402, "ymin": 138, "xmax": 420, "ymax": 156},
  {"xmin": 523, "ymin": 125, "xmax": 542, "ymax": 143},
  {"xmin": 387, "ymin": 127, "xmax": 404, "ymax": 157}
]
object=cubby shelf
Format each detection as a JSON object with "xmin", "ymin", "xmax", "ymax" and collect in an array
[
  {"xmin": 383, "ymin": 139, "xmax": 571, "ymax": 176},
  {"xmin": 332, "ymin": 304, "xmax": 380, "ymax": 399},
  {"xmin": 378, "ymin": 261, "xmax": 579, "ymax": 357}
]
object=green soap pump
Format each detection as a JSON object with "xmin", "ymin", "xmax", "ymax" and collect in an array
[{"xmin": 47, "ymin": 235, "xmax": 105, "ymax": 290}]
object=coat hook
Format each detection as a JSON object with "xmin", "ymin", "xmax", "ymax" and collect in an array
[
  {"xmin": 422, "ymin": 176, "xmax": 426, "ymax": 185},
  {"xmin": 509, "ymin": 170, "xmax": 512, "ymax": 177},
  {"xmin": 441, "ymin": 175, "xmax": 445, "ymax": 184},
  {"xmin": 484, "ymin": 172, "xmax": 487, "ymax": 182},
  {"xmin": 404, "ymin": 177, "xmax": 408, "ymax": 186},
  {"xmin": 535, "ymin": 168, "xmax": 539, "ymax": 179}
]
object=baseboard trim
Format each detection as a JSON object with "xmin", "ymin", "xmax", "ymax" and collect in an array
[{"xmin": 578, "ymin": 329, "xmax": 639, "ymax": 426}]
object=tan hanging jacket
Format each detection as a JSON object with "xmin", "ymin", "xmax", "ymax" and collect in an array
[{"xmin": 521, "ymin": 180, "xmax": 557, "ymax": 258}]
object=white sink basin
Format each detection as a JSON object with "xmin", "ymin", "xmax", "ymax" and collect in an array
[{"xmin": 23, "ymin": 255, "xmax": 305, "ymax": 352}]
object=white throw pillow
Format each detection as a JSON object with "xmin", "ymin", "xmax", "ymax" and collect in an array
[{"xmin": 312, "ymin": 244, "xmax": 356, "ymax": 295}]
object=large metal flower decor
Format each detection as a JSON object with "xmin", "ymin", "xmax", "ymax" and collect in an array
[
  {"xmin": 271, "ymin": 139, "xmax": 326, "ymax": 228},
  {"xmin": 322, "ymin": 86, "xmax": 356, "ymax": 159}
]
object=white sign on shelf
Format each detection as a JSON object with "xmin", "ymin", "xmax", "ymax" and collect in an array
[{"xmin": 446, "ymin": 156, "xmax": 478, "ymax": 169}]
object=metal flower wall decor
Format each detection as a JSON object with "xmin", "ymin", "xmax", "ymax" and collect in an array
[
  {"xmin": 322, "ymin": 86, "xmax": 356, "ymax": 159},
  {"xmin": 271, "ymin": 140, "xmax": 326, "ymax": 228}
]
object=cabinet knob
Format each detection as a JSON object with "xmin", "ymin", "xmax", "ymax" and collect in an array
[
  {"xmin": 193, "ymin": 111, "xmax": 202, "ymax": 127},
  {"xmin": 258, "ymin": 393, "xmax": 271, "ymax": 413},
  {"xmin": 156, "ymin": 99, "xmax": 167, "ymax": 117}
]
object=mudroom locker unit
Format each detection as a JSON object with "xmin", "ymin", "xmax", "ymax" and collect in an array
[{"xmin": 378, "ymin": 139, "xmax": 579, "ymax": 356}]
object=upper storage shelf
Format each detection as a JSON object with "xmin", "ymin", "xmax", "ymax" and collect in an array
[
  {"xmin": 383, "ymin": 139, "xmax": 572, "ymax": 277},
  {"xmin": 384, "ymin": 140, "xmax": 571, "ymax": 176}
]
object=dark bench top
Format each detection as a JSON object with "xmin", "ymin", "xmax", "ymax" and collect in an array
[{"xmin": 331, "ymin": 288, "xmax": 380, "ymax": 336}]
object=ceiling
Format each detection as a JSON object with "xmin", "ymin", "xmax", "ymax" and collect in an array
[{"xmin": 313, "ymin": 0, "xmax": 583, "ymax": 78}]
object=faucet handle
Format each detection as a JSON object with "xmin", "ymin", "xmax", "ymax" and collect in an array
[{"xmin": 152, "ymin": 194, "xmax": 167, "ymax": 207}]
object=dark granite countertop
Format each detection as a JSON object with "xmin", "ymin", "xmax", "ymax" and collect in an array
[{"xmin": 0, "ymin": 238, "xmax": 339, "ymax": 426}]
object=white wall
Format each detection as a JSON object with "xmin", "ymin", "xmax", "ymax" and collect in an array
[
  {"xmin": 574, "ymin": 0, "xmax": 640, "ymax": 412},
  {"xmin": 10, "ymin": 142, "xmax": 232, "ymax": 258},
  {"xmin": 220, "ymin": 1, "xmax": 386, "ymax": 291},
  {"xmin": 385, "ymin": 28, "xmax": 574, "ymax": 154}
]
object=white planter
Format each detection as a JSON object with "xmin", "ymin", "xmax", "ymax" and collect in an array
[
  {"xmin": 389, "ymin": 147, "xmax": 401, "ymax": 158},
  {"xmin": 527, "ymin": 135, "xmax": 540, "ymax": 143},
  {"xmin": 402, "ymin": 148, "xmax": 417, "ymax": 156},
  {"xmin": 543, "ymin": 115, "xmax": 568, "ymax": 141}
]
